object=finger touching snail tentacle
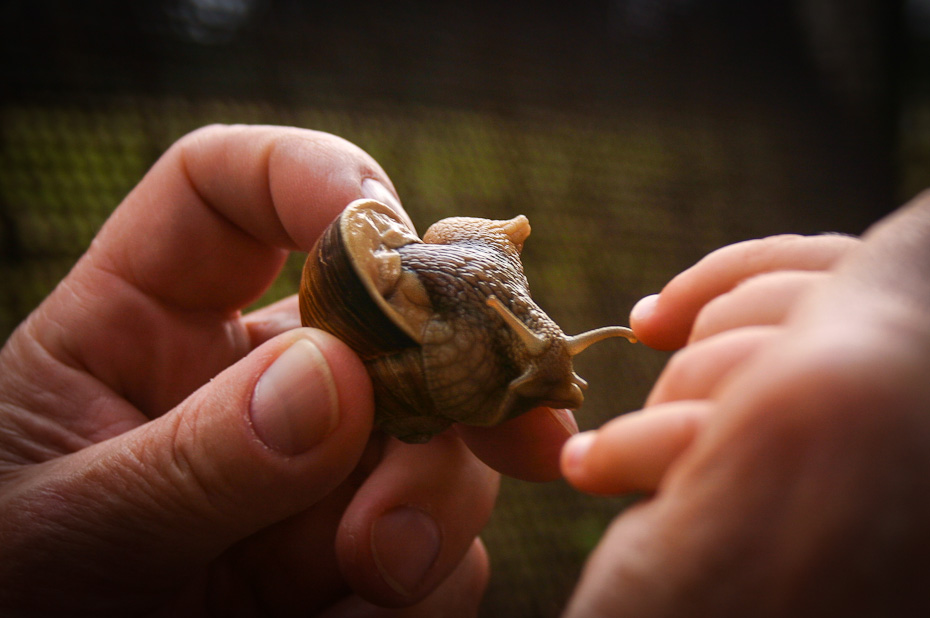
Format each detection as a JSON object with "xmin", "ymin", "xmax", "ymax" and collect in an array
[{"xmin": 299, "ymin": 199, "xmax": 636, "ymax": 443}]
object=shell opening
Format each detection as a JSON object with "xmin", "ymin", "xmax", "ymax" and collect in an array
[
  {"xmin": 486, "ymin": 296, "xmax": 548, "ymax": 357},
  {"xmin": 565, "ymin": 326, "xmax": 637, "ymax": 356}
]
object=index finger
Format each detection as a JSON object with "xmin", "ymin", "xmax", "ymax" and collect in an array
[
  {"xmin": 26, "ymin": 124, "xmax": 404, "ymax": 416},
  {"xmin": 631, "ymin": 234, "xmax": 860, "ymax": 351},
  {"xmin": 92, "ymin": 124, "xmax": 405, "ymax": 313}
]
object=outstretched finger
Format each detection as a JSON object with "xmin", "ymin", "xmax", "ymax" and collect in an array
[
  {"xmin": 646, "ymin": 326, "xmax": 778, "ymax": 407},
  {"xmin": 631, "ymin": 234, "xmax": 859, "ymax": 351},
  {"xmin": 689, "ymin": 271, "xmax": 827, "ymax": 344},
  {"xmin": 561, "ymin": 401, "xmax": 712, "ymax": 495}
]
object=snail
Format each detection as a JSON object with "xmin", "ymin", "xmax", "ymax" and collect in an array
[{"xmin": 299, "ymin": 199, "xmax": 636, "ymax": 443}]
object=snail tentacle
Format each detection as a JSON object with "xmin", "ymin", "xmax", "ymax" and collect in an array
[
  {"xmin": 486, "ymin": 295, "xmax": 548, "ymax": 357},
  {"xmin": 565, "ymin": 326, "xmax": 637, "ymax": 356}
]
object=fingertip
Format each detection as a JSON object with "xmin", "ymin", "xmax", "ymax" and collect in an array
[
  {"xmin": 302, "ymin": 329, "xmax": 375, "ymax": 424},
  {"xmin": 319, "ymin": 538, "xmax": 490, "ymax": 618},
  {"xmin": 360, "ymin": 177, "xmax": 416, "ymax": 233},
  {"xmin": 247, "ymin": 328, "xmax": 375, "ymax": 461},
  {"xmin": 370, "ymin": 506, "xmax": 442, "ymax": 599},
  {"xmin": 336, "ymin": 432, "xmax": 498, "ymax": 608},
  {"xmin": 562, "ymin": 403, "xmax": 709, "ymax": 496},
  {"xmin": 461, "ymin": 537, "xmax": 491, "ymax": 605},
  {"xmin": 560, "ymin": 430, "xmax": 596, "ymax": 480},
  {"xmin": 243, "ymin": 295, "xmax": 301, "ymax": 347},
  {"xmin": 548, "ymin": 406, "xmax": 580, "ymax": 436},
  {"xmin": 249, "ymin": 335, "xmax": 340, "ymax": 456},
  {"xmin": 233, "ymin": 327, "xmax": 376, "ymax": 477},
  {"xmin": 630, "ymin": 294, "xmax": 659, "ymax": 326},
  {"xmin": 630, "ymin": 293, "xmax": 688, "ymax": 351}
]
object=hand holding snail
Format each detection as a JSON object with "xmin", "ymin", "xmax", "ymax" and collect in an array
[
  {"xmin": 0, "ymin": 125, "xmax": 570, "ymax": 615},
  {"xmin": 300, "ymin": 199, "xmax": 636, "ymax": 442}
]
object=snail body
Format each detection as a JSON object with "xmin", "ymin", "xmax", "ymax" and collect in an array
[{"xmin": 299, "ymin": 199, "xmax": 635, "ymax": 443}]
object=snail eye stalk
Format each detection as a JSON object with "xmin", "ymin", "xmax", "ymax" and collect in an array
[{"xmin": 486, "ymin": 296, "xmax": 548, "ymax": 357}]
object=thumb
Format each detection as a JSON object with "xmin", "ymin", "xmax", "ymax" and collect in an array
[{"xmin": 4, "ymin": 328, "xmax": 373, "ymax": 599}]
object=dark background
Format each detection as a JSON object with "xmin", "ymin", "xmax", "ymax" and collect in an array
[{"xmin": 2, "ymin": 1, "xmax": 927, "ymax": 615}]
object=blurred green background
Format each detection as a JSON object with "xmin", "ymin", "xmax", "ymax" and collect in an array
[{"xmin": 1, "ymin": 1, "xmax": 927, "ymax": 615}]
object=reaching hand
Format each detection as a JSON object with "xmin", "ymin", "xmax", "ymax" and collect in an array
[
  {"xmin": 562, "ymin": 195, "xmax": 930, "ymax": 616},
  {"xmin": 564, "ymin": 232, "xmax": 860, "ymax": 494}
]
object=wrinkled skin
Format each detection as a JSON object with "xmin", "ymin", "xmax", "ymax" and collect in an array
[{"xmin": 0, "ymin": 125, "xmax": 578, "ymax": 617}]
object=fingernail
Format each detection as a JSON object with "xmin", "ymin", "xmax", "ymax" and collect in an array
[
  {"xmin": 548, "ymin": 407, "xmax": 579, "ymax": 437},
  {"xmin": 561, "ymin": 431, "xmax": 596, "ymax": 474},
  {"xmin": 371, "ymin": 506, "xmax": 441, "ymax": 597},
  {"xmin": 630, "ymin": 293, "xmax": 659, "ymax": 324},
  {"xmin": 360, "ymin": 178, "xmax": 416, "ymax": 232},
  {"xmin": 250, "ymin": 336, "xmax": 339, "ymax": 456}
]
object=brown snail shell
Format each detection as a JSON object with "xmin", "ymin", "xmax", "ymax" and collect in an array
[{"xmin": 299, "ymin": 199, "xmax": 636, "ymax": 443}]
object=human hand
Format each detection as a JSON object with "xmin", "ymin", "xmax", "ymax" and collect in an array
[
  {"xmin": 564, "ymin": 232, "xmax": 860, "ymax": 494},
  {"xmin": 0, "ymin": 125, "xmax": 573, "ymax": 617},
  {"xmin": 562, "ymin": 195, "xmax": 930, "ymax": 615}
]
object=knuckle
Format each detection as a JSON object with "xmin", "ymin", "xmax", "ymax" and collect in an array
[{"xmin": 142, "ymin": 408, "xmax": 235, "ymax": 526}]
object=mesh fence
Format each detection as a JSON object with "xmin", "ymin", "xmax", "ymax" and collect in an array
[{"xmin": 0, "ymin": 1, "xmax": 915, "ymax": 615}]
